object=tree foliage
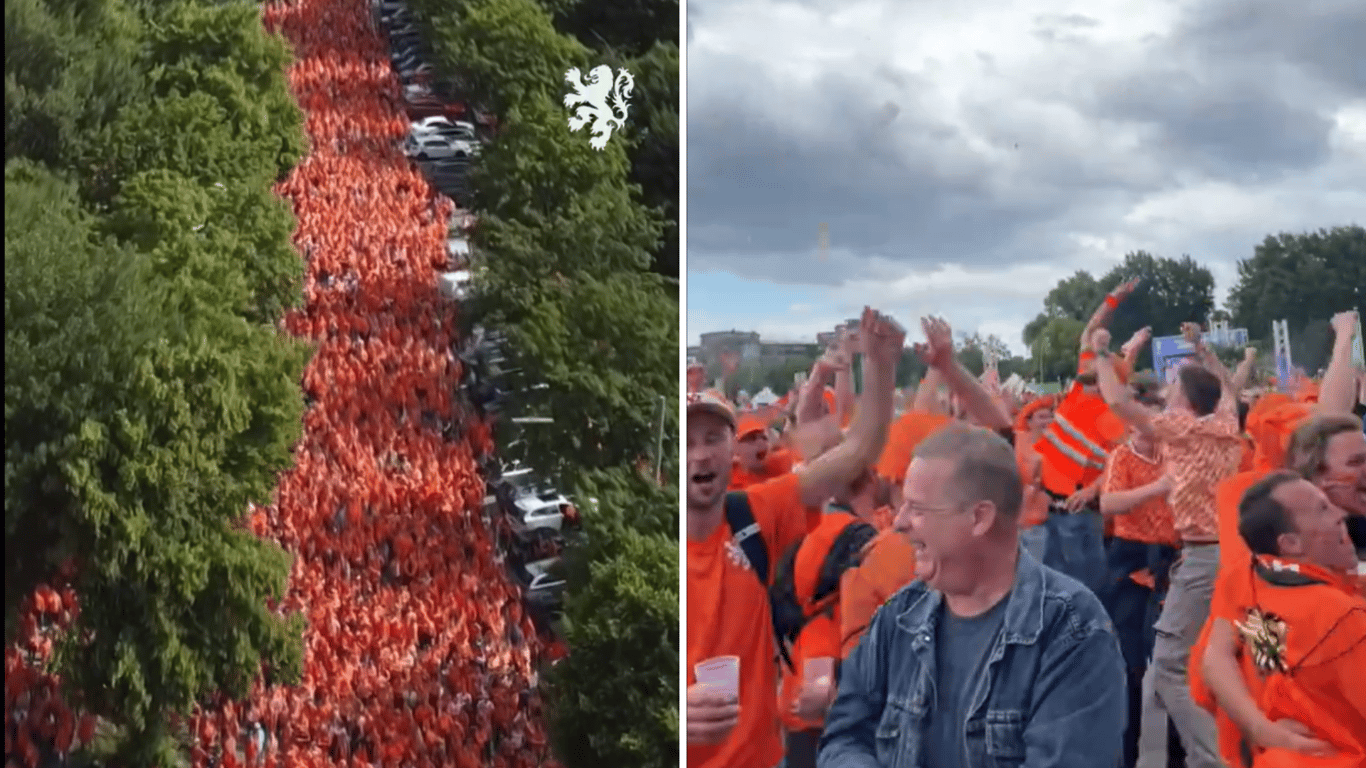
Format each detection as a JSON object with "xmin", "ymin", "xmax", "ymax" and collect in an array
[
  {"xmin": 547, "ymin": 468, "xmax": 677, "ymax": 768},
  {"xmin": 1226, "ymin": 226, "xmax": 1366, "ymax": 371},
  {"xmin": 1022, "ymin": 251, "xmax": 1217, "ymax": 374},
  {"xmin": 6, "ymin": 0, "xmax": 310, "ymax": 761}
]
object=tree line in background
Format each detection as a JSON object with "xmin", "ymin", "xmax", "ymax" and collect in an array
[
  {"xmin": 6, "ymin": 0, "xmax": 679, "ymax": 764},
  {"xmin": 400, "ymin": 0, "xmax": 680, "ymax": 765},
  {"xmin": 722, "ymin": 226, "xmax": 1364, "ymax": 399}
]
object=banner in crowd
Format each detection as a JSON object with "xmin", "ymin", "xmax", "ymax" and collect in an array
[{"xmin": 1151, "ymin": 334, "xmax": 1198, "ymax": 385}]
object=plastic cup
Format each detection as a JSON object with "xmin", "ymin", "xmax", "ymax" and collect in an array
[
  {"xmin": 803, "ymin": 659, "xmax": 830, "ymax": 687},
  {"xmin": 694, "ymin": 656, "xmax": 740, "ymax": 698}
]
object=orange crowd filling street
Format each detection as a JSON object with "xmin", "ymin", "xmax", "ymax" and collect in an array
[{"xmin": 4, "ymin": 0, "xmax": 561, "ymax": 765}]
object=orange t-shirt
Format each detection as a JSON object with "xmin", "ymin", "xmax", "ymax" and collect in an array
[
  {"xmin": 1101, "ymin": 443, "xmax": 1177, "ymax": 547},
  {"xmin": 777, "ymin": 513, "xmax": 855, "ymax": 733},
  {"xmin": 839, "ymin": 530, "xmax": 917, "ymax": 658},
  {"xmin": 687, "ymin": 473, "xmax": 812, "ymax": 768},
  {"xmin": 1015, "ymin": 436, "xmax": 1049, "ymax": 528},
  {"xmin": 875, "ymin": 411, "xmax": 952, "ymax": 486}
]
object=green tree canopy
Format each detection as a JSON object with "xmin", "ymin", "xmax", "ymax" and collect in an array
[
  {"xmin": 1226, "ymin": 226, "xmax": 1366, "ymax": 371},
  {"xmin": 547, "ymin": 467, "xmax": 678, "ymax": 768},
  {"xmin": 6, "ymin": 0, "xmax": 311, "ymax": 761},
  {"xmin": 1022, "ymin": 252, "xmax": 1216, "ymax": 372},
  {"xmin": 6, "ymin": 161, "xmax": 308, "ymax": 766}
]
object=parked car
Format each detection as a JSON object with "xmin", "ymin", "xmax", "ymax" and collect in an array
[
  {"xmin": 437, "ymin": 269, "xmax": 472, "ymax": 302},
  {"xmin": 505, "ymin": 471, "xmax": 575, "ymax": 532},
  {"xmin": 404, "ymin": 135, "xmax": 477, "ymax": 161},
  {"xmin": 446, "ymin": 235, "xmax": 470, "ymax": 268},
  {"xmin": 398, "ymin": 64, "xmax": 435, "ymax": 81},
  {"xmin": 520, "ymin": 558, "xmax": 567, "ymax": 610},
  {"xmin": 413, "ymin": 116, "xmax": 477, "ymax": 140},
  {"xmin": 405, "ymin": 98, "xmax": 468, "ymax": 121}
]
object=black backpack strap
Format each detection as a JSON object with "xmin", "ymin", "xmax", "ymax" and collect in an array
[
  {"xmin": 724, "ymin": 491, "xmax": 769, "ymax": 585},
  {"xmin": 813, "ymin": 521, "xmax": 879, "ymax": 602}
]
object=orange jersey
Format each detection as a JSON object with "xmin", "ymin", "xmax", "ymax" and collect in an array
[
  {"xmin": 1015, "ymin": 437, "xmax": 1049, "ymax": 528},
  {"xmin": 875, "ymin": 411, "xmax": 952, "ymax": 486},
  {"xmin": 1101, "ymin": 443, "xmax": 1177, "ymax": 547},
  {"xmin": 1235, "ymin": 558, "xmax": 1366, "ymax": 768},
  {"xmin": 687, "ymin": 473, "xmax": 815, "ymax": 768},
  {"xmin": 777, "ymin": 513, "xmax": 855, "ymax": 732},
  {"xmin": 838, "ymin": 530, "xmax": 917, "ymax": 658}
]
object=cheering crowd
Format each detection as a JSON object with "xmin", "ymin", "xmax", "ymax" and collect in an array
[
  {"xmin": 5, "ymin": 0, "xmax": 556, "ymax": 765},
  {"xmin": 685, "ymin": 286, "xmax": 1365, "ymax": 768}
]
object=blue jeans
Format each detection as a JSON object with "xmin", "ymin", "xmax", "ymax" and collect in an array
[
  {"xmin": 1097, "ymin": 537, "xmax": 1177, "ymax": 670},
  {"xmin": 1041, "ymin": 510, "xmax": 1107, "ymax": 595}
]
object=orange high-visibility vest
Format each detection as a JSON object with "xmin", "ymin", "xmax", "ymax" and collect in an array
[{"xmin": 1035, "ymin": 385, "xmax": 1124, "ymax": 496}]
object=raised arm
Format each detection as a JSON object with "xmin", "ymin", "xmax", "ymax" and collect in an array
[
  {"xmin": 1091, "ymin": 328, "xmax": 1156, "ymax": 439},
  {"xmin": 1080, "ymin": 279, "xmax": 1140, "ymax": 358},
  {"xmin": 915, "ymin": 317, "xmax": 1011, "ymax": 430},
  {"xmin": 1317, "ymin": 310, "xmax": 1360, "ymax": 415},
  {"xmin": 797, "ymin": 308, "xmax": 900, "ymax": 508},
  {"xmin": 1120, "ymin": 325, "xmax": 1152, "ymax": 369},
  {"xmin": 834, "ymin": 327, "xmax": 857, "ymax": 424},
  {"xmin": 912, "ymin": 367, "xmax": 945, "ymax": 415}
]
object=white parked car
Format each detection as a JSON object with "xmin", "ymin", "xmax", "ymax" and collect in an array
[
  {"xmin": 412, "ymin": 117, "xmax": 476, "ymax": 140},
  {"xmin": 521, "ymin": 558, "xmax": 567, "ymax": 608},
  {"xmin": 501, "ymin": 468, "xmax": 571, "ymax": 532},
  {"xmin": 446, "ymin": 235, "xmax": 470, "ymax": 266},
  {"xmin": 437, "ymin": 269, "xmax": 472, "ymax": 302},
  {"xmin": 403, "ymin": 135, "xmax": 478, "ymax": 160}
]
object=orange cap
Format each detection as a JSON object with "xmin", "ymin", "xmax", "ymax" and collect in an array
[{"xmin": 735, "ymin": 415, "xmax": 767, "ymax": 439}]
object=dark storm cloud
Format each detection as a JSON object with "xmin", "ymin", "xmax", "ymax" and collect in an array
[
  {"xmin": 686, "ymin": 0, "xmax": 1362, "ymax": 288},
  {"xmin": 1175, "ymin": 0, "xmax": 1366, "ymax": 93},
  {"xmin": 688, "ymin": 62, "xmax": 1077, "ymax": 283},
  {"xmin": 1078, "ymin": 0, "xmax": 1356, "ymax": 182},
  {"xmin": 1087, "ymin": 70, "xmax": 1334, "ymax": 181}
]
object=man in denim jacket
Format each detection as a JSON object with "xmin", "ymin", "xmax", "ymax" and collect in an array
[{"xmin": 818, "ymin": 423, "xmax": 1127, "ymax": 767}]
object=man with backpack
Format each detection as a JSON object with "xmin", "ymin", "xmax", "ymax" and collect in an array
[{"xmin": 685, "ymin": 306, "xmax": 902, "ymax": 768}]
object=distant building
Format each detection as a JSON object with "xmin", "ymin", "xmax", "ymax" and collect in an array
[{"xmin": 695, "ymin": 330, "xmax": 821, "ymax": 371}]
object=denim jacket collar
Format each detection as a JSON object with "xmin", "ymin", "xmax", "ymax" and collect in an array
[{"xmin": 893, "ymin": 545, "xmax": 1047, "ymax": 647}]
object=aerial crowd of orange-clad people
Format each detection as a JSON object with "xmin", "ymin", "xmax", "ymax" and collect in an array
[
  {"xmin": 686, "ymin": 291, "xmax": 1364, "ymax": 768},
  {"xmin": 5, "ymin": 0, "xmax": 562, "ymax": 765}
]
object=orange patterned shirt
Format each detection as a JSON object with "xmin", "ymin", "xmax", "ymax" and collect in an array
[
  {"xmin": 1101, "ymin": 443, "xmax": 1177, "ymax": 547},
  {"xmin": 1151, "ymin": 393, "xmax": 1242, "ymax": 542}
]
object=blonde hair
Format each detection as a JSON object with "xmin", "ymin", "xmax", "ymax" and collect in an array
[{"xmin": 1285, "ymin": 415, "xmax": 1361, "ymax": 480}]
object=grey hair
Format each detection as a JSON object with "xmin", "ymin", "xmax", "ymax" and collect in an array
[{"xmin": 912, "ymin": 423, "xmax": 1023, "ymax": 518}]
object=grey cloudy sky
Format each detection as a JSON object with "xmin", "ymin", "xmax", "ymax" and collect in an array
[{"xmin": 686, "ymin": 0, "xmax": 1366, "ymax": 353}]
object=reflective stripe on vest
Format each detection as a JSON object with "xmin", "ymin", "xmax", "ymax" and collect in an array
[
  {"xmin": 1050, "ymin": 411, "xmax": 1108, "ymax": 469},
  {"xmin": 1035, "ymin": 394, "xmax": 1114, "ymax": 492}
]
